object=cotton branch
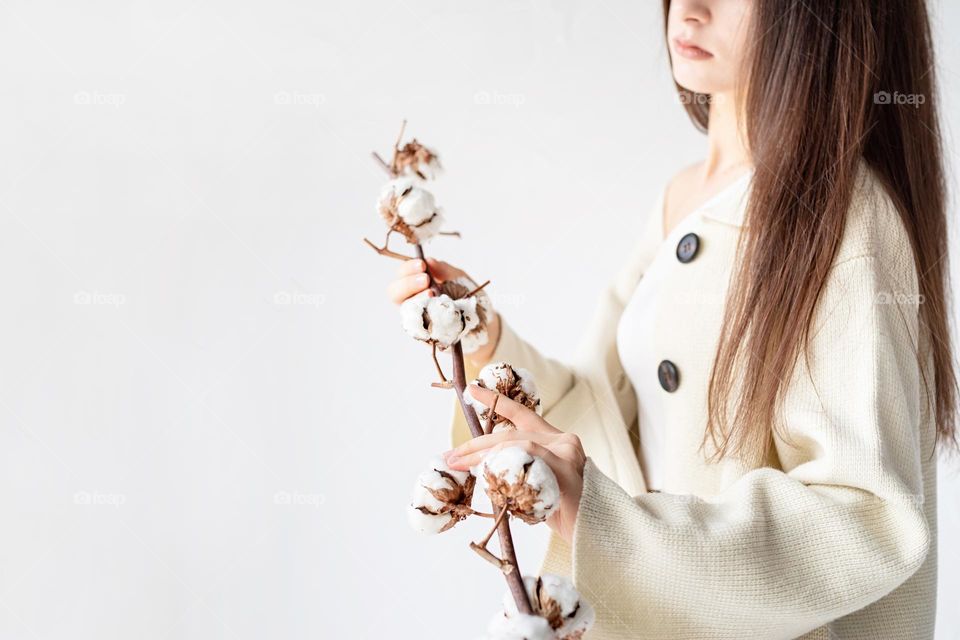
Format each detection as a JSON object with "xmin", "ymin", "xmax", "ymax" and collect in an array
[{"xmin": 369, "ymin": 121, "xmax": 533, "ymax": 616}]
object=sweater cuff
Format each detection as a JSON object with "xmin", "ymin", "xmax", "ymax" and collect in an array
[{"xmin": 572, "ymin": 457, "xmax": 628, "ymax": 577}]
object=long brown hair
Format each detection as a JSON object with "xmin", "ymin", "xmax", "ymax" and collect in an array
[{"xmin": 663, "ymin": 0, "xmax": 958, "ymax": 465}]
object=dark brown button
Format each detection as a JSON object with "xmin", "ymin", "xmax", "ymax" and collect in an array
[
  {"xmin": 657, "ymin": 360, "xmax": 679, "ymax": 392},
  {"xmin": 676, "ymin": 232, "xmax": 700, "ymax": 263}
]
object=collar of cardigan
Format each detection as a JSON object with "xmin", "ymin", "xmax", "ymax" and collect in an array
[{"xmin": 698, "ymin": 168, "xmax": 753, "ymax": 228}]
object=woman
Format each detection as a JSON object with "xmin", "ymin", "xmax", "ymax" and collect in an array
[{"xmin": 387, "ymin": 1, "xmax": 956, "ymax": 638}]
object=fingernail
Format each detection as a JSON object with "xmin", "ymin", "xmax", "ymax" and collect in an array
[
  {"xmin": 441, "ymin": 449, "xmax": 453, "ymax": 460},
  {"xmin": 417, "ymin": 274, "xmax": 429, "ymax": 284},
  {"xmin": 446, "ymin": 455, "xmax": 460, "ymax": 466}
]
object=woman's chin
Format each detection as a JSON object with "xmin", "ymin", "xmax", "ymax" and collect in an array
[{"xmin": 671, "ymin": 69, "xmax": 725, "ymax": 98}]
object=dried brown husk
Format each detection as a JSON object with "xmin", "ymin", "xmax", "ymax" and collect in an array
[
  {"xmin": 536, "ymin": 578, "xmax": 587, "ymax": 638},
  {"xmin": 484, "ymin": 460, "xmax": 544, "ymax": 525},
  {"xmin": 394, "ymin": 139, "xmax": 441, "ymax": 180},
  {"xmin": 415, "ymin": 470, "xmax": 477, "ymax": 533},
  {"xmin": 473, "ymin": 363, "xmax": 538, "ymax": 429}
]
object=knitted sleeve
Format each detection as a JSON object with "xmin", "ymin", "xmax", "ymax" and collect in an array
[{"xmin": 569, "ymin": 254, "xmax": 932, "ymax": 638}]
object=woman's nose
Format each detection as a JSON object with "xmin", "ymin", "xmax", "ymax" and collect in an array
[{"xmin": 673, "ymin": 0, "xmax": 710, "ymax": 25}]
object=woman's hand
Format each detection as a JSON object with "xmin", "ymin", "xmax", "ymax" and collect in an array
[
  {"xmin": 386, "ymin": 257, "xmax": 501, "ymax": 364},
  {"xmin": 444, "ymin": 383, "xmax": 586, "ymax": 545}
]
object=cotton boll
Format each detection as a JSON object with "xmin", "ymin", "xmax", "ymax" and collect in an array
[
  {"xmin": 395, "ymin": 187, "xmax": 436, "ymax": 225},
  {"xmin": 376, "ymin": 177, "xmax": 414, "ymax": 216},
  {"xmin": 513, "ymin": 368, "xmax": 539, "ymax": 411},
  {"xmin": 409, "ymin": 207, "xmax": 445, "ymax": 243},
  {"xmin": 454, "ymin": 296, "xmax": 482, "ymax": 343},
  {"xmin": 501, "ymin": 575, "xmax": 595, "ymax": 640},
  {"xmin": 476, "ymin": 363, "xmax": 540, "ymax": 413},
  {"xmin": 377, "ymin": 177, "xmax": 444, "ymax": 243},
  {"xmin": 440, "ymin": 276, "xmax": 493, "ymax": 354},
  {"xmin": 400, "ymin": 293, "xmax": 478, "ymax": 349},
  {"xmin": 485, "ymin": 612, "xmax": 556, "ymax": 640},
  {"xmin": 484, "ymin": 446, "xmax": 533, "ymax": 485},
  {"xmin": 480, "ymin": 447, "xmax": 560, "ymax": 525},
  {"xmin": 408, "ymin": 456, "xmax": 476, "ymax": 534},
  {"xmin": 453, "ymin": 297, "xmax": 484, "ymax": 351},
  {"xmin": 467, "ymin": 362, "xmax": 542, "ymax": 429},
  {"xmin": 426, "ymin": 294, "xmax": 475, "ymax": 348},
  {"xmin": 523, "ymin": 458, "xmax": 561, "ymax": 522},
  {"xmin": 407, "ymin": 503, "xmax": 453, "ymax": 535},
  {"xmin": 400, "ymin": 295, "xmax": 431, "ymax": 341}
]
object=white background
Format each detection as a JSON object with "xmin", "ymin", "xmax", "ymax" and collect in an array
[{"xmin": 1, "ymin": 1, "xmax": 958, "ymax": 638}]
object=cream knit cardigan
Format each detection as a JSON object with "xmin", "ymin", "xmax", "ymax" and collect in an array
[{"xmin": 450, "ymin": 164, "xmax": 938, "ymax": 639}]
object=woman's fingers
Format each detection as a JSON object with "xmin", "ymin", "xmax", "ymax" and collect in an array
[
  {"xmin": 467, "ymin": 384, "xmax": 556, "ymax": 434},
  {"xmin": 446, "ymin": 431, "xmax": 582, "ymax": 471},
  {"xmin": 386, "ymin": 272, "xmax": 432, "ymax": 305},
  {"xmin": 447, "ymin": 438, "xmax": 567, "ymax": 475},
  {"xmin": 388, "ymin": 258, "xmax": 474, "ymax": 305},
  {"xmin": 445, "ymin": 430, "xmax": 556, "ymax": 463},
  {"xmin": 395, "ymin": 258, "xmax": 426, "ymax": 277}
]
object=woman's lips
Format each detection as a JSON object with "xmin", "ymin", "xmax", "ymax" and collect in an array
[{"xmin": 673, "ymin": 37, "xmax": 713, "ymax": 60}]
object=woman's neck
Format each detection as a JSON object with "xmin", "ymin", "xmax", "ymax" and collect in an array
[{"xmin": 703, "ymin": 91, "xmax": 752, "ymax": 179}]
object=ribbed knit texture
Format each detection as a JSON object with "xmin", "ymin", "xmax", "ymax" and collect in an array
[{"xmin": 451, "ymin": 164, "xmax": 938, "ymax": 639}]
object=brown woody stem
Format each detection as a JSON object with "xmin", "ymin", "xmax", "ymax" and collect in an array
[
  {"xmin": 415, "ymin": 244, "xmax": 441, "ymax": 295},
  {"xmin": 451, "ymin": 339, "xmax": 532, "ymax": 614}
]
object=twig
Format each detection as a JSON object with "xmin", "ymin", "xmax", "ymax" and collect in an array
[
  {"xmin": 476, "ymin": 501, "xmax": 509, "ymax": 547},
  {"xmin": 430, "ymin": 342, "xmax": 451, "ymax": 387},
  {"xmin": 484, "ymin": 393, "xmax": 500, "ymax": 435},
  {"xmin": 371, "ymin": 151, "xmax": 393, "ymax": 176},
  {"xmin": 362, "ymin": 237, "xmax": 413, "ymax": 260},
  {"xmin": 462, "ymin": 279, "xmax": 491, "ymax": 300},
  {"xmin": 470, "ymin": 502, "xmax": 514, "ymax": 574}
]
